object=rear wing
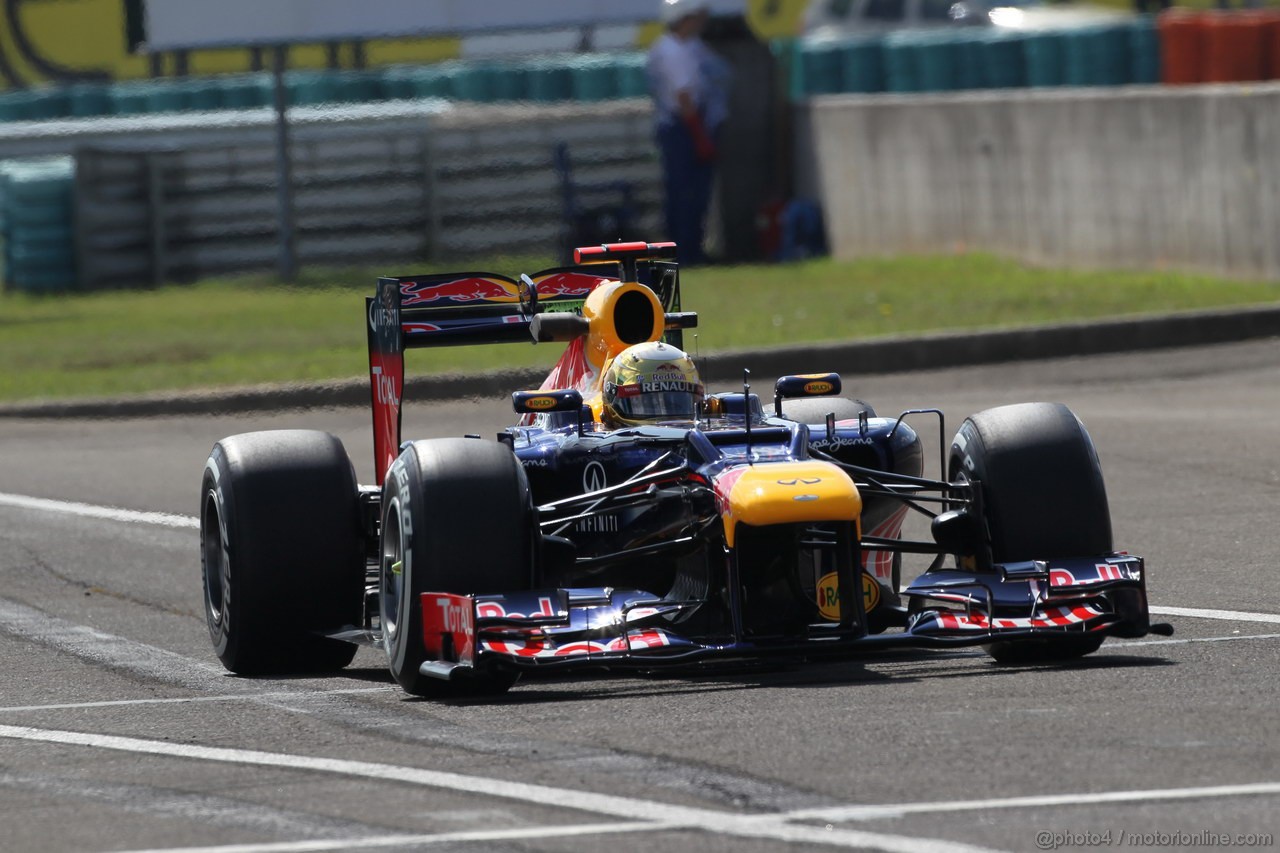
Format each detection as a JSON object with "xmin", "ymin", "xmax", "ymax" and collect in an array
[{"xmin": 366, "ymin": 242, "xmax": 687, "ymax": 484}]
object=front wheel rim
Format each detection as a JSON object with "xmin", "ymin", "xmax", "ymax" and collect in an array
[
  {"xmin": 380, "ymin": 500, "xmax": 406, "ymax": 647},
  {"xmin": 201, "ymin": 490, "xmax": 228, "ymax": 629}
]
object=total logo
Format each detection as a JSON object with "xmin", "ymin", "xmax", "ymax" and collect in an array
[
  {"xmin": 433, "ymin": 595, "xmax": 474, "ymax": 635},
  {"xmin": 371, "ymin": 366, "xmax": 400, "ymax": 407}
]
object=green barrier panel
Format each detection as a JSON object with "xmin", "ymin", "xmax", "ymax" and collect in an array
[
  {"xmin": 981, "ymin": 31, "xmax": 1027, "ymax": 89},
  {"xmin": 570, "ymin": 56, "xmax": 618, "ymax": 101},
  {"xmin": 1024, "ymin": 30, "xmax": 1067, "ymax": 87},
  {"xmin": 840, "ymin": 37, "xmax": 885, "ymax": 93},
  {"xmin": 68, "ymin": 83, "xmax": 111, "ymax": 117},
  {"xmin": 287, "ymin": 71, "xmax": 339, "ymax": 105},
  {"xmin": 0, "ymin": 88, "xmax": 70, "ymax": 122},
  {"xmin": 951, "ymin": 33, "xmax": 985, "ymax": 90},
  {"xmin": 182, "ymin": 80, "xmax": 222, "ymax": 111},
  {"xmin": 917, "ymin": 33, "xmax": 962, "ymax": 92},
  {"xmin": 883, "ymin": 33, "xmax": 925, "ymax": 93},
  {"xmin": 3, "ymin": 201, "xmax": 71, "ymax": 226},
  {"xmin": 145, "ymin": 82, "xmax": 189, "ymax": 114},
  {"xmin": 1063, "ymin": 24, "xmax": 1130, "ymax": 86},
  {"xmin": 801, "ymin": 40, "xmax": 844, "ymax": 95},
  {"xmin": 329, "ymin": 70, "xmax": 384, "ymax": 103},
  {"xmin": 0, "ymin": 160, "xmax": 73, "ymax": 205},
  {"xmin": 7, "ymin": 243, "xmax": 72, "ymax": 265},
  {"xmin": 394, "ymin": 66, "xmax": 451, "ymax": 99},
  {"xmin": 7, "ymin": 267, "xmax": 76, "ymax": 291},
  {"xmin": 447, "ymin": 63, "xmax": 497, "ymax": 102},
  {"xmin": 525, "ymin": 59, "xmax": 572, "ymax": 101},
  {"xmin": 380, "ymin": 66, "xmax": 417, "ymax": 100},
  {"xmin": 6, "ymin": 224, "xmax": 73, "ymax": 247},
  {"xmin": 489, "ymin": 64, "xmax": 527, "ymax": 101},
  {"xmin": 614, "ymin": 53, "xmax": 649, "ymax": 97},
  {"xmin": 108, "ymin": 82, "xmax": 151, "ymax": 115},
  {"xmin": 217, "ymin": 74, "xmax": 272, "ymax": 109},
  {"xmin": 0, "ymin": 91, "xmax": 30, "ymax": 122},
  {"xmin": 1129, "ymin": 17, "xmax": 1160, "ymax": 84},
  {"xmin": 0, "ymin": 157, "xmax": 75, "ymax": 291}
]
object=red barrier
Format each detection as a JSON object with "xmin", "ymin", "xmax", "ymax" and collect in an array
[
  {"xmin": 1202, "ymin": 10, "xmax": 1266, "ymax": 82},
  {"xmin": 1158, "ymin": 9, "xmax": 1206, "ymax": 85}
]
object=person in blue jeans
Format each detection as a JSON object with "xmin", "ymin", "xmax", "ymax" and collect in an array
[{"xmin": 647, "ymin": 0, "xmax": 730, "ymax": 265}]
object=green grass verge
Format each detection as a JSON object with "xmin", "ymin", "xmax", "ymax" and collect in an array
[{"xmin": 1, "ymin": 252, "xmax": 1277, "ymax": 403}]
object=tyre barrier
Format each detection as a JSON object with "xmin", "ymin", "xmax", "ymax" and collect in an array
[
  {"xmin": 790, "ymin": 19, "xmax": 1165, "ymax": 97},
  {"xmin": 0, "ymin": 158, "xmax": 76, "ymax": 293}
]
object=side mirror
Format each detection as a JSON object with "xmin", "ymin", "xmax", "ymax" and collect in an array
[
  {"xmin": 773, "ymin": 372, "xmax": 842, "ymax": 416},
  {"xmin": 512, "ymin": 389, "xmax": 584, "ymax": 415}
]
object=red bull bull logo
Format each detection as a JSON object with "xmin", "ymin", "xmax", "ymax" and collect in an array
[
  {"xmin": 400, "ymin": 277, "xmax": 519, "ymax": 306},
  {"xmin": 534, "ymin": 272, "xmax": 609, "ymax": 297}
]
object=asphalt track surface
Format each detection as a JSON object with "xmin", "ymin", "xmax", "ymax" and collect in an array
[{"xmin": 1, "ymin": 338, "xmax": 1279, "ymax": 853}]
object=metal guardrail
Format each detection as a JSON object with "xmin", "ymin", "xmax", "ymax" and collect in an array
[{"xmin": 63, "ymin": 99, "xmax": 659, "ymax": 288}]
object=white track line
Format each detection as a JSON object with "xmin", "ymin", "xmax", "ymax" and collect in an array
[
  {"xmin": 119, "ymin": 822, "xmax": 669, "ymax": 853},
  {"xmin": 1149, "ymin": 605, "xmax": 1280, "ymax": 625},
  {"xmin": 0, "ymin": 688, "xmax": 391, "ymax": 715},
  {"xmin": 785, "ymin": 781, "xmax": 1280, "ymax": 823},
  {"xmin": 1111, "ymin": 633, "xmax": 1280, "ymax": 648},
  {"xmin": 0, "ymin": 491, "xmax": 198, "ymax": 529},
  {"xmin": 0, "ymin": 724, "xmax": 998, "ymax": 853}
]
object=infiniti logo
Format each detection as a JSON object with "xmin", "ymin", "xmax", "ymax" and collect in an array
[{"xmin": 583, "ymin": 461, "xmax": 607, "ymax": 493}]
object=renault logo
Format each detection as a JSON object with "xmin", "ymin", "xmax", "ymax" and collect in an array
[{"xmin": 583, "ymin": 461, "xmax": 607, "ymax": 493}]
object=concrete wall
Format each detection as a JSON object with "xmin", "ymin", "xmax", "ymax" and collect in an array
[{"xmin": 803, "ymin": 83, "xmax": 1280, "ymax": 279}]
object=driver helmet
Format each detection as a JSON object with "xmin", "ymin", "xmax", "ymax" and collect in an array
[{"xmin": 602, "ymin": 341, "xmax": 704, "ymax": 427}]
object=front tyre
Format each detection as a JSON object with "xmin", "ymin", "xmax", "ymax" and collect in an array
[
  {"xmin": 950, "ymin": 403, "xmax": 1112, "ymax": 664},
  {"xmin": 201, "ymin": 430, "xmax": 364, "ymax": 674},
  {"xmin": 380, "ymin": 438, "xmax": 536, "ymax": 697}
]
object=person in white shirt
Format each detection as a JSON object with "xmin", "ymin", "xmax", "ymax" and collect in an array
[{"xmin": 647, "ymin": 0, "xmax": 730, "ymax": 265}]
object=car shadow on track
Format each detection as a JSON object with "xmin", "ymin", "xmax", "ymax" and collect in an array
[{"xmin": 403, "ymin": 652, "xmax": 1174, "ymax": 707}]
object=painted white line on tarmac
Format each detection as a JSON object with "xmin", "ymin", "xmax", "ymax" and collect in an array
[
  {"xmin": 0, "ymin": 724, "xmax": 1000, "ymax": 853},
  {"xmin": 118, "ymin": 822, "xmax": 664, "ymax": 853},
  {"xmin": 0, "ymin": 687, "xmax": 392, "ymax": 715},
  {"xmin": 1149, "ymin": 605, "xmax": 1280, "ymax": 625},
  {"xmin": 1111, "ymin": 633, "xmax": 1280, "ymax": 649},
  {"xmin": 786, "ymin": 780, "xmax": 1280, "ymax": 823},
  {"xmin": 0, "ymin": 491, "xmax": 198, "ymax": 529}
]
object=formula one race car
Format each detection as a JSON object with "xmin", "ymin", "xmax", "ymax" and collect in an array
[{"xmin": 200, "ymin": 241, "xmax": 1172, "ymax": 697}]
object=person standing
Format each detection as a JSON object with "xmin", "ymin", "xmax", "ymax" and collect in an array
[{"xmin": 647, "ymin": 0, "xmax": 730, "ymax": 265}]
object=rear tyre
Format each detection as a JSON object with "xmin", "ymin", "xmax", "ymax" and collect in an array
[
  {"xmin": 949, "ymin": 403, "xmax": 1112, "ymax": 664},
  {"xmin": 781, "ymin": 396, "xmax": 876, "ymax": 423},
  {"xmin": 379, "ymin": 438, "xmax": 535, "ymax": 697},
  {"xmin": 201, "ymin": 430, "xmax": 364, "ymax": 674}
]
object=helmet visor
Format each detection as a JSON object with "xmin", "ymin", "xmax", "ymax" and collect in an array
[{"xmin": 611, "ymin": 382, "xmax": 704, "ymax": 422}]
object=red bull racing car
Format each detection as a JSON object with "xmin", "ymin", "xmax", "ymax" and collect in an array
[{"xmin": 200, "ymin": 241, "xmax": 1172, "ymax": 697}]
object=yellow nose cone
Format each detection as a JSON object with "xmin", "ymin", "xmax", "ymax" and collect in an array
[{"xmin": 716, "ymin": 461, "xmax": 861, "ymax": 548}]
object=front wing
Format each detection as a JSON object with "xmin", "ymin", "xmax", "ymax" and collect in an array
[{"xmin": 417, "ymin": 555, "xmax": 1171, "ymax": 681}]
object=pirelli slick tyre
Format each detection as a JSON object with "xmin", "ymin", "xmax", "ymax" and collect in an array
[
  {"xmin": 781, "ymin": 396, "xmax": 876, "ymax": 424},
  {"xmin": 201, "ymin": 430, "xmax": 364, "ymax": 674},
  {"xmin": 949, "ymin": 403, "xmax": 1111, "ymax": 664},
  {"xmin": 379, "ymin": 438, "xmax": 535, "ymax": 697}
]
